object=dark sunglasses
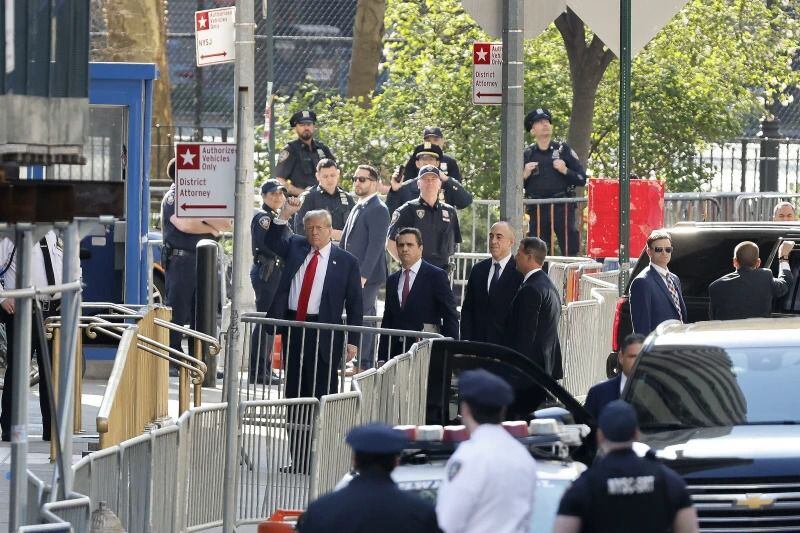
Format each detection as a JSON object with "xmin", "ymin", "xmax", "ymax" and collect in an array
[
  {"xmin": 651, "ymin": 246, "xmax": 673, "ymax": 253},
  {"xmin": 352, "ymin": 175, "xmax": 374, "ymax": 183}
]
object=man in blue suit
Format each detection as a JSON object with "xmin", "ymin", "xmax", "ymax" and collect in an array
[
  {"xmin": 583, "ymin": 334, "xmax": 644, "ymax": 420},
  {"xmin": 629, "ymin": 230, "xmax": 687, "ymax": 336},
  {"xmin": 379, "ymin": 228, "xmax": 459, "ymax": 360},
  {"xmin": 265, "ymin": 199, "xmax": 363, "ymax": 399},
  {"xmin": 340, "ymin": 164, "xmax": 391, "ymax": 369}
]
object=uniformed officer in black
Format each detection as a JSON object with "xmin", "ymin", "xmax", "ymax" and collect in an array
[
  {"xmin": 402, "ymin": 126, "xmax": 464, "ymax": 182},
  {"xmin": 387, "ymin": 165, "xmax": 461, "ymax": 272},
  {"xmin": 293, "ymin": 158, "xmax": 355, "ymax": 242},
  {"xmin": 388, "ymin": 141, "xmax": 473, "ymax": 214},
  {"xmin": 296, "ymin": 423, "xmax": 440, "ymax": 533},
  {"xmin": 554, "ymin": 400, "xmax": 699, "ymax": 533},
  {"xmin": 249, "ymin": 179, "xmax": 289, "ymax": 383},
  {"xmin": 274, "ymin": 110, "xmax": 336, "ymax": 197},
  {"xmin": 161, "ymin": 158, "xmax": 231, "ymax": 366},
  {"xmin": 523, "ymin": 108, "xmax": 587, "ymax": 256}
]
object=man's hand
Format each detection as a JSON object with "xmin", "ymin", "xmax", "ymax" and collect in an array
[
  {"xmin": 346, "ymin": 344, "xmax": 358, "ymax": 362},
  {"xmin": 361, "ymin": 277, "xmax": 368, "ymax": 288},
  {"xmin": 280, "ymin": 197, "xmax": 302, "ymax": 220},
  {"xmin": 523, "ymin": 162, "xmax": 538, "ymax": 180},
  {"xmin": 1, "ymin": 299, "xmax": 15, "ymax": 315},
  {"xmin": 780, "ymin": 240, "xmax": 795, "ymax": 258},
  {"xmin": 390, "ymin": 168, "xmax": 403, "ymax": 191},
  {"xmin": 553, "ymin": 159, "xmax": 568, "ymax": 175}
]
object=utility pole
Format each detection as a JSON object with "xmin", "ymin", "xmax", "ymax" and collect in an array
[
  {"xmin": 618, "ymin": 0, "xmax": 631, "ymax": 295},
  {"xmin": 500, "ymin": 0, "xmax": 524, "ymax": 238}
]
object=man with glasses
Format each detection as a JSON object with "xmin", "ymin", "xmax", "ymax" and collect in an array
[
  {"xmin": 340, "ymin": 165, "xmax": 391, "ymax": 369},
  {"xmin": 629, "ymin": 230, "xmax": 687, "ymax": 336}
]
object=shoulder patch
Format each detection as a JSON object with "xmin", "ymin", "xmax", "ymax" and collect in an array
[
  {"xmin": 166, "ymin": 189, "xmax": 175, "ymax": 205},
  {"xmin": 258, "ymin": 216, "xmax": 271, "ymax": 230},
  {"xmin": 391, "ymin": 210, "xmax": 401, "ymax": 224},
  {"xmin": 278, "ymin": 149, "xmax": 290, "ymax": 163},
  {"xmin": 570, "ymin": 148, "xmax": 579, "ymax": 159},
  {"xmin": 447, "ymin": 460, "xmax": 462, "ymax": 481}
]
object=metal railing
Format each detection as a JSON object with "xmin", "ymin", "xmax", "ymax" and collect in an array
[
  {"xmin": 733, "ymin": 192, "xmax": 800, "ymax": 221},
  {"xmin": 313, "ymin": 392, "xmax": 361, "ymax": 497},
  {"xmin": 22, "ymin": 472, "xmax": 91, "ymax": 532}
]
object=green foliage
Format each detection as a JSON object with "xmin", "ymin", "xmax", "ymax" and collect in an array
[{"xmin": 255, "ymin": 0, "xmax": 800, "ymax": 194}]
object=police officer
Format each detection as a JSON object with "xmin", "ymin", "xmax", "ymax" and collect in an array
[
  {"xmin": 402, "ymin": 126, "xmax": 464, "ymax": 182},
  {"xmin": 249, "ymin": 179, "xmax": 289, "ymax": 384},
  {"xmin": 297, "ymin": 423, "xmax": 440, "ymax": 533},
  {"xmin": 387, "ymin": 165, "xmax": 461, "ymax": 272},
  {"xmin": 293, "ymin": 158, "xmax": 355, "ymax": 242},
  {"xmin": 161, "ymin": 158, "xmax": 231, "ymax": 368},
  {"xmin": 554, "ymin": 400, "xmax": 699, "ymax": 533},
  {"xmin": 275, "ymin": 110, "xmax": 336, "ymax": 197},
  {"xmin": 523, "ymin": 107, "xmax": 587, "ymax": 256},
  {"xmin": 388, "ymin": 141, "xmax": 473, "ymax": 213},
  {"xmin": 436, "ymin": 369, "xmax": 537, "ymax": 533}
]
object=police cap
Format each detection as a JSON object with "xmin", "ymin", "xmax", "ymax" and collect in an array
[
  {"xmin": 598, "ymin": 400, "xmax": 639, "ymax": 442},
  {"xmin": 524, "ymin": 108, "xmax": 552, "ymax": 131},
  {"xmin": 417, "ymin": 164, "xmax": 442, "ymax": 179},
  {"xmin": 423, "ymin": 126, "xmax": 444, "ymax": 138},
  {"xmin": 290, "ymin": 110, "xmax": 317, "ymax": 127},
  {"xmin": 261, "ymin": 179, "xmax": 287, "ymax": 195},
  {"xmin": 413, "ymin": 142, "xmax": 443, "ymax": 161},
  {"xmin": 346, "ymin": 423, "xmax": 408, "ymax": 454},
  {"xmin": 459, "ymin": 369, "xmax": 514, "ymax": 407}
]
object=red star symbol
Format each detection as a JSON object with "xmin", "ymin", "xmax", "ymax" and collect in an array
[
  {"xmin": 473, "ymin": 44, "xmax": 491, "ymax": 65},
  {"xmin": 196, "ymin": 13, "xmax": 209, "ymax": 31}
]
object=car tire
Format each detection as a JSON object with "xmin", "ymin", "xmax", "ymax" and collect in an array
[{"xmin": 152, "ymin": 271, "xmax": 167, "ymax": 306}]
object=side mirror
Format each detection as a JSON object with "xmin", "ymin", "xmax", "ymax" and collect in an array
[{"xmin": 533, "ymin": 406, "xmax": 574, "ymax": 424}]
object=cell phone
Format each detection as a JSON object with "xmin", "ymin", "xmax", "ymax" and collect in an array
[{"xmin": 395, "ymin": 165, "xmax": 404, "ymax": 182}]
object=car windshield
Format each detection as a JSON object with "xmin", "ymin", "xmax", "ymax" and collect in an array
[{"xmin": 627, "ymin": 344, "xmax": 800, "ymax": 429}]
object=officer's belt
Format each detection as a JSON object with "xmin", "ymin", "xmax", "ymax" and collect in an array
[
  {"xmin": 169, "ymin": 248, "xmax": 195, "ymax": 257},
  {"xmin": 526, "ymin": 191, "xmax": 568, "ymax": 200}
]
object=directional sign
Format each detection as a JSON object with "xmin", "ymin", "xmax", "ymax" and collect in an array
[
  {"xmin": 195, "ymin": 7, "xmax": 236, "ymax": 67},
  {"xmin": 472, "ymin": 42, "xmax": 502, "ymax": 105},
  {"xmin": 175, "ymin": 143, "xmax": 236, "ymax": 218}
]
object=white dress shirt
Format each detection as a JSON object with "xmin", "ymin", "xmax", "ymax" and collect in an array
[
  {"xmin": 397, "ymin": 259, "xmax": 422, "ymax": 304},
  {"xmin": 0, "ymin": 231, "xmax": 66, "ymax": 304},
  {"xmin": 288, "ymin": 241, "xmax": 332, "ymax": 315},
  {"xmin": 436, "ymin": 424, "xmax": 538, "ymax": 533},
  {"xmin": 522, "ymin": 267, "xmax": 542, "ymax": 284},
  {"xmin": 486, "ymin": 254, "xmax": 513, "ymax": 293},
  {"xmin": 620, "ymin": 373, "xmax": 628, "ymax": 394}
]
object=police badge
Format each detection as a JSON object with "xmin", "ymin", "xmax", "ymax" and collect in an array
[
  {"xmin": 316, "ymin": 148, "xmax": 326, "ymax": 159},
  {"xmin": 416, "ymin": 209, "xmax": 425, "ymax": 219}
]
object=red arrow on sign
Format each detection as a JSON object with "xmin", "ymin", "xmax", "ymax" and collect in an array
[
  {"xmin": 201, "ymin": 52, "xmax": 228, "ymax": 59},
  {"xmin": 181, "ymin": 203, "xmax": 228, "ymax": 210},
  {"xmin": 476, "ymin": 92, "xmax": 502, "ymax": 98}
]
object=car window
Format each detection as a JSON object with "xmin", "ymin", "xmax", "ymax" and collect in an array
[{"xmin": 627, "ymin": 344, "xmax": 800, "ymax": 428}]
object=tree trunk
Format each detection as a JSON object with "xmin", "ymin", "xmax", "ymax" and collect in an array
[
  {"xmin": 100, "ymin": 0, "xmax": 173, "ymax": 182},
  {"xmin": 347, "ymin": 0, "xmax": 386, "ymax": 104},
  {"xmin": 555, "ymin": 9, "xmax": 615, "ymax": 167}
]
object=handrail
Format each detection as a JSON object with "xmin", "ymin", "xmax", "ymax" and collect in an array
[
  {"xmin": 0, "ymin": 280, "xmax": 82, "ymax": 299},
  {"xmin": 240, "ymin": 314, "xmax": 445, "ymax": 339},
  {"xmin": 153, "ymin": 317, "xmax": 222, "ymax": 355},
  {"xmin": 96, "ymin": 328, "xmax": 137, "ymax": 437}
]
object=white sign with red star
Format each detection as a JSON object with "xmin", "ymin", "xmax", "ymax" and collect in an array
[
  {"xmin": 472, "ymin": 42, "xmax": 502, "ymax": 105},
  {"xmin": 195, "ymin": 7, "xmax": 236, "ymax": 67},
  {"xmin": 174, "ymin": 143, "xmax": 236, "ymax": 218}
]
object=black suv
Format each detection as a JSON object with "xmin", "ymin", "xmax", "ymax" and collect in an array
[
  {"xmin": 624, "ymin": 317, "xmax": 800, "ymax": 532},
  {"xmin": 613, "ymin": 222, "xmax": 800, "ymax": 351}
]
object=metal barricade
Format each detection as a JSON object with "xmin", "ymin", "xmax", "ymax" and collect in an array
[
  {"xmin": 351, "ymin": 368, "xmax": 379, "ymax": 424},
  {"xmin": 547, "ymin": 259, "xmax": 594, "ymax": 303},
  {"xmin": 560, "ymin": 299, "xmax": 603, "ymax": 398},
  {"xmin": 733, "ymin": 192, "xmax": 800, "ymax": 221},
  {"xmin": 40, "ymin": 494, "xmax": 92, "ymax": 531},
  {"xmin": 404, "ymin": 340, "xmax": 433, "ymax": 425},
  {"xmin": 182, "ymin": 404, "xmax": 228, "ymax": 531},
  {"xmin": 150, "ymin": 425, "xmax": 181, "ymax": 533},
  {"xmin": 312, "ymin": 391, "xmax": 361, "ymax": 498},
  {"xmin": 238, "ymin": 398, "xmax": 319, "ymax": 524},
  {"xmin": 71, "ymin": 445, "xmax": 121, "ymax": 517},
  {"xmin": 591, "ymin": 287, "xmax": 619, "ymax": 368},
  {"xmin": 451, "ymin": 252, "xmax": 490, "ymax": 305},
  {"xmin": 578, "ymin": 269, "xmax": 620, "ymax": 301}
]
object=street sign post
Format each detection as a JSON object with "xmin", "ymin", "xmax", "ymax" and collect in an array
[
  {"xmin": 472, "ymin": 42, "xmax": 503, "ymax": 105},
  {"xmin": 195, "ymin": 7, "xmax": 236, "ymax": 67},
  {"xmin": 174, "ymin": 142, "xmax": 236, "ymax": 218}
]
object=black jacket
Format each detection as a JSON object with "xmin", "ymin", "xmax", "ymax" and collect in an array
[
  {"xmin": 709, "ymin": 265, "xmax": 792, "ymax": 320},
  {"xmin": 460, "ymin": 257, "xmax": 523, "ymax": 344}
]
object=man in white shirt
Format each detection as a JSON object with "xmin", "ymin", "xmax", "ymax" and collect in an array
[{"xmin": 436, "ymin": 369, "xmax": 537, "ymax": 533}]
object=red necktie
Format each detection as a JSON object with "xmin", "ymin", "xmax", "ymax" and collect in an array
[
  {"xmin": 296, "ymin": 250, "xmax": 320, "ymax": 321},
  {"xmin": 401, "ymin": 269, "xmax": 411, "ymax": 308}
]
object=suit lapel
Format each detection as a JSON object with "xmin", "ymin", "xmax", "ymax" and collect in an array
[
  {"xmin": 649, "ymin": 267, "xmax": 674, "ymax": 303},
  {"xmin": 321, "ymin": 246, "xmax": 339, "ymax": 301}
]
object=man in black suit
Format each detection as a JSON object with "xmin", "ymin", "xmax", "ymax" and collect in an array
[
  {"xmin": 340, "ymin": 164, "xmax": 391, "ymax": 369},
  {"xmin": 505, "ymin": 236, "xmax": 563, "ymax": 380},
  {"xmin": 709, "ymin": 240, "xmax": 794, "ymax": 320},
  {"xmin": 583, "ymin": 334, "xmax": 644, "ymax": 420},
  {"xmin": 380, "ymin": 228, "xmax": 459, "ymax": 360},
  {"xmin": 773, "ymin": 203, "xmax": 800, "ymax": 312},
  {"xmin": 461, "ymin": 221, "xmax": 523, "ymax": 344}
]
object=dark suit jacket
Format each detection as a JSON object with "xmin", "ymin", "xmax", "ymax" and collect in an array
[
  {"xmin": 264, "ymin": 220, "xmax": 363, "ymax": 333},
  {"xmin": 460, "ymin": 257, "xmax": 523, "ymax": 344},
  {"xmin": 629, "ymin": 266, "xmax": 687, "ymax": 337},
  {"xmin": 505, "ymin": 270, "xmax": 563, "ymax": 380},
  {"xmin": 583, "ymin": 375, "xmax": 622, "ymax": 421},
  {"xmin": 380, "ymin": 261, "xmax": 459, "ymax": 358},
  {"xmin": 339, "ymin": 195, "xmax": 390, "ymax": 286},
  {"xmin": 709, "ymin": 266, "xmax": 792, "ymax": 320},
  {"xmin": 297, "ymin": 471, "xmax": 440, "ymax": 533}
]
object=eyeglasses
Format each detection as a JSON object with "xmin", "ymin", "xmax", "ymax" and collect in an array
[
  {"xmin": 651, "ymin": 246, "xmax": 673, "ymax": 253},
  {"xmin": 352, "ymin": 175, "xmax": 373, "ymax": 183}
]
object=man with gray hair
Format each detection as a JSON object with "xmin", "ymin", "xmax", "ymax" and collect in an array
[{"xmin": 773, "ymin": 201, "xmax": 796, "ymax": 222}]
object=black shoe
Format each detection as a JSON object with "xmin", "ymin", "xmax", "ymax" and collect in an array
[{"xmin": 42, "ymin": 432, "xmax": 51, "ymax": 442}]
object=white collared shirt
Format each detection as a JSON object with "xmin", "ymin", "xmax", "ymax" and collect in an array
[
  {"xmin": 650, "ymin": 262, "xmax": 671, "ymax": 285},
  {"xmin": 522, "ymin": 267, "xmax": 542, "ymax": 284},
  {"xmin": 0, "ymin": 231, "xmax": 67, "ymax": 303},
  {"xmin": 397, "ymin": 259, "xmax": 422, "ymax": 304},
  {"xmin": 486, "ymin": 254, "xmax": 513, "ymax": 293},
  {"xmin": 620, "ymin": 373, "xmax": 628, "ymax": 394},
  {"xmin": 288, "ymin": 241, "xmax": 332, "ymax": 315}
]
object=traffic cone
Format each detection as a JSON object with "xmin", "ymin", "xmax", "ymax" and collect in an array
[{"xmin": 271, "ymin": 334, "xmax": 283, "ymax": 370}]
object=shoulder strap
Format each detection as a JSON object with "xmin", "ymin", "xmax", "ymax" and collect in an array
[
  {"xmin": 39, "ymin": 237, "xmax": 56, "ymax": 286},
  {"xmin": 0, "ymin": 243, "xmax": 17, "ymax": 287}
]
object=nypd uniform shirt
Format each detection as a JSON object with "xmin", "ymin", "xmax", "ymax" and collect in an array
[
  {"xmin": 436, "ymin": 424, "xmax": 537, "ymax": 533},
  {"xmin": 274, "ymin": 138, "xmax": 335, "ymax": 191},
  {"xmin": 523, "ymin": 141, "xmax": 586, "ymax": 198},
  {"xmin": 250, "ymin": 205, "xmax": 283, "ymax": 259},
  {"xmin": 0, "ymin": 231, "xmax": 76, "ymax": 304},
  {"xmin": 388, "ymin": 198, "xmax": 461, "ymax": 270},
  {"xmin": 294, "ymin": 185, "xmax": 355, "ymax": 234},
  {"xmin": 161, "ymin": 183, "xmax": 216, "ymax": 250}
]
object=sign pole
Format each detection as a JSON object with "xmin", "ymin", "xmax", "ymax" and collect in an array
[
  {"xmin": 618, "ymin": 0, "xmax": 632, "ymax": 294},
  {"xmin": 500, "ymin": 0, "xmax": 524, "ymax": 238}
]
